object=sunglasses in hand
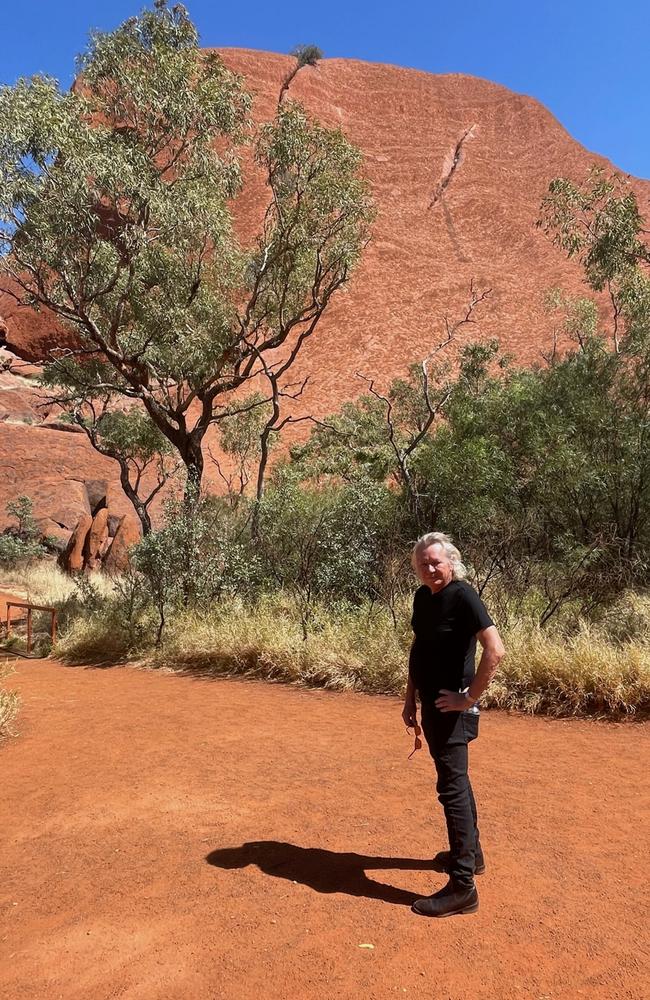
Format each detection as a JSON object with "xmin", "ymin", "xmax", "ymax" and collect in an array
[{"xmin": 406, "ymin": 722, "xmax": 422, "ymax": 759}]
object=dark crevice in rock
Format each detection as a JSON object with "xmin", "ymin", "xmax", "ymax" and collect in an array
[
  {"xmin": 278, "ymin": 48, "xmax": 321, "ymax": 105},
  {"xmin": 278, "ymin": 65, "xmax": 301, "ymax": 104},
  {"xmin": 429, "ymin": 125, "xmax": 476, "ymax": 209}
]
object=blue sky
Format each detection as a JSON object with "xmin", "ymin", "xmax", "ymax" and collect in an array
[{"xmin": 2, "ymin": 1, "xmax": 648, "ymax": 178}]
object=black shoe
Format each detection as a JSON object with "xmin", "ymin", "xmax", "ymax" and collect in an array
[
  {"xmin": 412, "ymin": 880, "xmax": 478, "ymax": 918},
  {"xmin": 432, "ymin": 849, "xmax": 486, "ymax": 876}
]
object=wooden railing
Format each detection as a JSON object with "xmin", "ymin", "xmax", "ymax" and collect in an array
[{"xmin": 5, "ymin": 602, "xmax": 58, "ymax": 656}]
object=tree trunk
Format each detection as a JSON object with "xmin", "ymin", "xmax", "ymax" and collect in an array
[
  {"xmin": 251, "ymin": 426, "xmax": 272, "ymax": 540},
  {"xmin": 182, "ymin": 433, "xmax": 205, "ymax": 507},
  {"xmin": 117, "ymin": 462, "xmax": 152, "ymax": 537}
]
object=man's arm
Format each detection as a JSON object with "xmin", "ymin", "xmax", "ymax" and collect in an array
[
  {"xmin": 402, "ymin": 659, "xmax": 418, "ymax": 727},
  {"xmin": 466, "ymin": 625, "xmax": 505, "ymax": 702},
  {"xmin": 435, "ymin": 625, "xmax": 505, "ymax": 713}
]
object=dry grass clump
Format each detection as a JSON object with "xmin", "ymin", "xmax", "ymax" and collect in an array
[
  {"xmin": 486, "ymin": 620, "xmax": 650, "ymax": 718},
  {"xmin": 154, "ymin": 598, "xmax": 650, "ymax": 717},
  {"xmin": 155, "ymin": 596, "xmax": 411, "ymax": 694},
  {"xmin": 20, "ymin": 563, "xmax": 114, "ymax": 607},
  {"xmin": 0, "ymin": 661, "xmax": 20, "ymax": 737},
  {"xmin": 1, "ymin": 560, "xmax": 116, "ymax": 607},
  {"xmin": 50, "ymin": 577, "xmax": 650, "ymax": 719},
  {"xmin": 54, "ymin": 613, "xmax": 135, "ymax": 664}
]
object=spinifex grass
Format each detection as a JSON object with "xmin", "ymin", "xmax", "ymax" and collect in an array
[
  {"xmin": 54, "ymin": 583, "xmax": 650, "ymax": 719},
  {"xmin": 0, "ymin": 660, "xmax": 19, "ymax": 737}
]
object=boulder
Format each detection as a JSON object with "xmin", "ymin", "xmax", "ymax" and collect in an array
[
  {"xmin": 39, "ymin": 420, "xmax": 84, "ymax": 434},
  {"xmin": 103, "ymin": 515, "xmax": 141, "ymax": 574},
  {"xmin": 0, "ymin": 347, "xmax": 43, "ymax": 379},
  {"xmin": 0, "ymin": 424, "xmax": 133, "ymax": 538},
  {"xmin": 46, "ymin": 502, "xmax": 90, "ymax": 532},
  {"xmin": 0, "ymin": 368, "xmax": 47, "ymax": 423},
  {"xmin": 99, "ymin": 533, "xmax": 113, "ymax": 559},
  {"xmin": 84, "ymin": 508, "xmax": 110, "ymax": 570},
  {"xmin": 36, "ymin": 518, "xmax": 72, "ymax": 551},
  {"xmin": 60, "ymin": 513, "xmax": 93, "ymax": 574}
]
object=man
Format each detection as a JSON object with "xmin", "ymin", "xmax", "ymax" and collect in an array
[{"xmin": 403, "ymin": 531, "xmax": 505, "ymax": 917}]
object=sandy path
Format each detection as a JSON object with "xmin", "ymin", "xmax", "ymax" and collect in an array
[{"xmin": 1, "ymin": 660, "xmax": 648, "ymax": 1000}]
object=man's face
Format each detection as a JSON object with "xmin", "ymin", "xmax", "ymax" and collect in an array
[{"xmin": 414, "ymin": 543, "xmax": 453, "ymax": 592}]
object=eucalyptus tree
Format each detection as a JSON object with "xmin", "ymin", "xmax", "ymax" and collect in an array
[
  {"xmin": 540, "ymin": 169, "xmax": 650, "ymax": 570},
  {"xmin": 0, "ymin": 1, "xmax": 372, "ymax": 503}
]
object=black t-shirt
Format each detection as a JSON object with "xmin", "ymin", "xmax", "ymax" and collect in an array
[{"xmin": 409, "ymin": 580, "xmax": 494, "ymax": 702}]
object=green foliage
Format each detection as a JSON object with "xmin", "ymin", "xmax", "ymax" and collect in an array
[
  {"xmin": 6, "ymin": 495, "xmax": 39, "ymax": 539},
  {"xmin": 213, "ymin": 393, "xmax": 272, "ymax": 496},
  {"xmin": 133, "ymin": 494, "xmax": 255, "ymax": 641},
  {"xmin": 290, "ymin": 45, "xmax": 323, "ymax": 67},
  {"xmin": 288, "ymin": 308, "xmax": 650, "ymax": 626},
  {"xmin": 93, "ymin": 408, "xmax": 173, "ymax": 463},
  {"xmin": 539, "ymin": 170, "xmax": 649, "ymax": 292},
  {"xmin": 291, "ymin": 394, "xmax": 395, "ymax": 482},
  {"xmin": 53, "ymin": 572, "xmax": 148, "ymax": 662},
  {"xmin": 255, "ymin": 471, "xmax": 398, "ymax": 631},
  {"xmin": 0, "ymin": 2, "xmax": 372, "ymax": 497},
  {"xmin": 0, "ymin": 496, "xmax": 48, "ymax": 568}
]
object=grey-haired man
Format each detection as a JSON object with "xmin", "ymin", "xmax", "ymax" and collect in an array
[{"xmin": 403, "ymin": 532, "xmax": 505, "ymax": 917}]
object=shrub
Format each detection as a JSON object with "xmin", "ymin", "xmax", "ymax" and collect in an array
[
  {"xmin": 256, "ymin": 472, "xmax": 403, "ymax": 636},
  {"xmin": 133, "ymin": 494, "xmax": 256, "ymax": 643},
  {"xmin": 0, "ymin": 661, "xmax": 20, "ymax": 737},
  {"xmin": 0, "ymin": 496, "xmax": 49, "ymax": 568}
]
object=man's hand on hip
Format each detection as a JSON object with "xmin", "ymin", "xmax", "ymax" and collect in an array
[{"xmin": 435, "ymin": 689, "xmax": 473, "ymax": 713}]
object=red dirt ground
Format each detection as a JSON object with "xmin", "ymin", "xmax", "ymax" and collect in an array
[{"xmin": 1, "ymin": 660, "xmax": 648, "ymax": 1000}]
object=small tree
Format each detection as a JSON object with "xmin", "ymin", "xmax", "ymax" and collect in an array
[
  {"xmin": 84, "ymin": 406, "xmax": 177, "ymax": 535},
  {"xmin": 0, "ymin": 496, "xmax": 48, "ymax": 567},
  {"xmin": 292, "ymin": 285, "xmax": 491, "ymax": 525},
  {"xmin": 255, "ymin": 470, "xmax": 393, "ymax": 638},
  {"xmin": 209, "ymin": 392, "xmax": 271, "ymax": 501},
  {"xmin": 0, "ymin": 3, "xmax": 372, "ymax": 504},
  {"xmin": 40, "ymin": 354, "xmax": 177, "ymax": 534},
  {"xmin": 540, "ymin": 169, "xmax": 650, "ymax": 568},
  {"xmin": 134, "ymin": 494, "xmax": 254, "ymax": 643}
]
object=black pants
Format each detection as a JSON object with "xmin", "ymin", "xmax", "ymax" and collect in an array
[{"xmin": 420, "ymin": 703, "xmax": 481, "ymax": 889}]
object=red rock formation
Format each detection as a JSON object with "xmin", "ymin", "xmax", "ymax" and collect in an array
[
  {"xmin": 104, "ymin": 515, "xmax": 141, "ymax": 574},
  {"xmin": 57, "ymin": 506, "xmax": 140, "ymax": 574},
  {"xmin": 1, "ymin": 52, "xmax": 648, "ymax": 535},
  {"xmin": 0, "ymin": 423, "xmax": 132, "ymax": 535},
  {"xmin": 0, "ymin": 276, "xmax": 77, "ymax": 361},
  {"xmin": 85, "ymin": 508, "xmax": 109, "ymax": 570},
  {"xmin": 60, "ymin": 513, "xmax": 93, "ymax": 573}
]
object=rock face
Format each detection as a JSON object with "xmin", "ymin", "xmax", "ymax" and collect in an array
[
  {"xmin": 0, "ymin": 422, "xmax": 133, "ymax": 538},
  {"xmin": 103, "ymin": 515, "xmax": 141, "ymax": 574},
  {"xmin": 1, "ymin": 51, "xmax": 649, "ymax": 537},
  {"xmin": 57, "ymin": 487, "xmax": 141, "ymax": 574},
  {"xmin": 61, "ymin": 513, "xmax": 93, "ymax": 574},
  {"xmin": 0, "ymin": 276, "xmax": 77, "ymax": 362},
  {"xmin": 84, "ymin": 508, "xmax": 110, "ymax": 570}
]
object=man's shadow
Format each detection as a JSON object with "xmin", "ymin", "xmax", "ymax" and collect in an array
[{"xmin": 206, "ymin": 841, "xmax": 440, "ymax": 906}]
